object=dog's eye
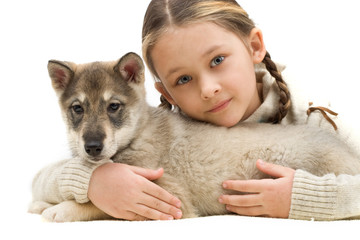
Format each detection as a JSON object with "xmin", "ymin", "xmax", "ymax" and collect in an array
[
  {"xmin": 72, "ymin": 105, "xmax": 84, "ymax": 114},
  {"xmin": 107, "ymin": 103, "xmax": 121, "ymax": 113}
]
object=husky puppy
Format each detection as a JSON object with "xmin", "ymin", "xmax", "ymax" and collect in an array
[{"xmin": 36, "ymin": 52, "xmax": 360, "ymax": 221}]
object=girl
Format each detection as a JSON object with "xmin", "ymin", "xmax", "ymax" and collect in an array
[{"xmin": 31, "ymin": 0, "xmax": 360, "ymax": 221}]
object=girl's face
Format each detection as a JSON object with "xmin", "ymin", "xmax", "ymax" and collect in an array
[{"xmin": 151, "ymin": 22, "xmax": 266, "ymax": 127}]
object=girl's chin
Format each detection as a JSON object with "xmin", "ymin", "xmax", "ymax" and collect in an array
[{"xmin": 209, "ymin": 117, "xmax": 241, "ymax": 128}]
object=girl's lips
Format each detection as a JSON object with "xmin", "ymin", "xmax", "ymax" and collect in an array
[{"xmin": 208, "ymin": 98, "xmax": 232, "ymax": 113}]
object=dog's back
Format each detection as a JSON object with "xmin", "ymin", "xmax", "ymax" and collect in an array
[{"xmin": 112, "ymin": 108, "xmax": 360, "ymax": 216}]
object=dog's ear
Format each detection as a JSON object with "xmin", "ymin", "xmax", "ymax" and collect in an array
[
  {"xmin": 48, "ymin": 60, "xmax": 75, "ymax": 95},
  {"xmin": 114, "ymin": 52, "xmax": 145, "ymax": 84}
]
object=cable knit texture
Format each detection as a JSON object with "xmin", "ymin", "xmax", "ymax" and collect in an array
[
  {"xmin": 289, "ymin": 170, "xmax": 337, "ymax": 220},
  {"xmin": 31, "ymin": 158, "xmax": 112, "ymax": 205},
  {"xmin": 59, "ymin": 159, "xmax": 112, "ymax": 203}
]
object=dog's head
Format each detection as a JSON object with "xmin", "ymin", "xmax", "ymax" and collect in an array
[{"xmin": 48, "ymin": 52, "xmax": 147, "ymax": 161}]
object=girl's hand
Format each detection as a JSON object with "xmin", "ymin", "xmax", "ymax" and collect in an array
[
  {"xmin": 88, "ymin": 163, "xmax": 182, "ymax": 221},
  {"xmin": 219, "ymin": 159, "xmax": 295, "ymax": 218}
]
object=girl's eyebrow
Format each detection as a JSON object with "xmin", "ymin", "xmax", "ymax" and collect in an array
[
  {"xmin": 165, "ymin": 44, "xmax": 224, "ymax": 80},
  {"xmin": 201, "ymin": 44, "xmax": 224, "ymax": 58},
  {"xmin": 166, "ymin": 66, "xmax": 185, "ymax": 80}
]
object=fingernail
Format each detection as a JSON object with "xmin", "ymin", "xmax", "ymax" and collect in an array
[
  {"xmin": 258, "ymin": 159, "xmax": 265, "ymax": 165},
  {"xmin": 175, "ymin": 211, "xmax": 182, "ymax": 219},
  {"xmin": 222, "ymin": 182, "xmax": 228, "ymax": 189},
  {"xmin": 218, "ymin": 197, "xmax": 223, "ymax": 204},
  {"xmin": 167, "ymin": 215, "xmax": 174, "ymax": 220},
  {"xmin": 175, "ymin": 201, "xmax": 181, "ymax": 208}
]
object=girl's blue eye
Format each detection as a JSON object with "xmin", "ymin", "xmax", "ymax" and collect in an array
[
  {"xmin": 177, "ymin": 75, "xmax": 192, "ymax": 85},
  {"xmin": 210, "ymin": 56, "xmax": 225, "ymax": 67}
]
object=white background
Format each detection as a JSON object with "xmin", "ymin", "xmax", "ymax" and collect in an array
[{"xmin": 1, "ymin": 0, "xmax": 360, "ymax": 238}]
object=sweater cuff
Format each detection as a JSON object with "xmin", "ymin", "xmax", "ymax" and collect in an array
[
  {"xmin": 59, "ymin": 158, "xmax": 112, "ymax": 203},
  {"xmin": 289, "ymin": 170, "xmax": 337, "ymax": 221}
]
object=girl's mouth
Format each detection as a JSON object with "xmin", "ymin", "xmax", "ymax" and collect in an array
[{"xmin": 208, "ymin": 98, "xmax": 232, "ymax": 113}]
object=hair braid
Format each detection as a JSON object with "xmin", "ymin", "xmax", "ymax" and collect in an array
[
  {"xmin": 262, "ymin": 51, "xmax": 291, "ymax": 123},
  {"xmin": 159, "ymin": 95, "xmax": 173, "ymax": 110}
]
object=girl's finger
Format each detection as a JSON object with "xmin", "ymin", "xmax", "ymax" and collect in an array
[
  {"xmin": 133, "ymin": 203, "xmax": 176, "ymax": 220},
  {"xmin": 141, "ymin": 192, "xmax": 183, "ymax": 219},
  {"xmin": 131, "ymin": 166, "xmax": 182, "ymax": 209},
  {"xmin": 219, "ymin": 193, "xmax": 261, "ymax": 207},
  {"xmin": 124, "ymin": 210, "xmax": 151, "ymax": 221},
  {"xmin": 223, "ymin": 179, "xmax": 266, "ymax": 193},
  {"xmin": 226, "ymin": 205, "xmax": 264, "ymax": 217},
  {"xmin": 143, "ymin": 180, "xmax": 182, "ymax": 209},
  {"xmin": 129, "ymin": 165, "xmax": 164, "ymax": 181},
  {"xmin": 256, "ymin": 159, "xmax": 294, "ymax": 178}
]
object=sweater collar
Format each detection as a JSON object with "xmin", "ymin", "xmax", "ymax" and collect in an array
[{"xmin": 243, "ymin": 62, "xmax": 285, "ymax": 124}]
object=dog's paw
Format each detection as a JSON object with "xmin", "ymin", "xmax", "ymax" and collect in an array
[
  {"xmin": 42, "ymin": 201, "xmax": 83, "ymax": 222},
  {"xmin": 28, "ymin": 201, "xmax": 54, "ymax": 214}
]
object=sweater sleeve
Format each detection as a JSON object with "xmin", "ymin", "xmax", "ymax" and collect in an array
[
  {"xmin": 289, "ymin": 169, "xmax": 360, "ymax": 220},
  {"xmin": 31, "ymin": 158, "xmax": 112, "ymax": 204}
]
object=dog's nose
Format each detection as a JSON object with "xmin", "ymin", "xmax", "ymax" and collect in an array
[{"xmin": 84, "ymin": 141, "xmax": 103, "ymax": 157}]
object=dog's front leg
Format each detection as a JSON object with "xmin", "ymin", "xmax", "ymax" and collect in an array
[
  {"xmin": 28, "ymin": 201, "xmax": 55, "ymax": 214},
  {"xmin": 41, "ymin": 200, "xmax": 112, "ymax": 222}
]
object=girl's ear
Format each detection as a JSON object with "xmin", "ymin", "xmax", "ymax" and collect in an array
[
  {"xmin": 154, "ymin": 82, "xmax": 176, "ymax": 106},
  {"xmin": 249, "ymin": 28, "xmax": 266, "ymax": 64}
]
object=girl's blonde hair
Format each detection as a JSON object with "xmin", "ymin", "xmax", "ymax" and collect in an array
[{"xmin": 142, "ymin": 0, "xmax": 291, "ymax": 123}]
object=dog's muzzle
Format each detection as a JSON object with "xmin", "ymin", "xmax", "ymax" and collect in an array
[{"xmin": 84, "ymin": 140, "xmax": 104, "ymax": 157}]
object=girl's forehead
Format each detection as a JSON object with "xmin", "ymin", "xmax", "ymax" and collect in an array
[
  {"xmin": 154, "ymin": 22, "xmax": 230, "ymax": 56},
  {"xmin": 151, "ymin": 22, "xmax": 250, "ymax": 81},
  {"xmin": 158, "ymin": 21, "xmax": 242, "ymax": 45},
  {"xmin": 153, "ymin": 22, "xmax": 248, "ymax": 60},
  {"xmin": 165, "ymin": 21, "xmax": 228, "ymax": 34}
]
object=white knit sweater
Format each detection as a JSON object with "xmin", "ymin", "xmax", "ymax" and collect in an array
[
  {"xmin": 249, "ymin": 63, "xmax": 360, "ymax": 220},
  {"xmin": 31, "ymin": 63, "xmax": 360, "ymax": 221}
]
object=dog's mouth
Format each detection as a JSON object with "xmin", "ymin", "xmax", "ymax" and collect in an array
[{"xmin": 84, "ymin": 155, "xmax": 105, "ymax": 163}]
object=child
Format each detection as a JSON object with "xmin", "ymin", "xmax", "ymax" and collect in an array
[
  {"xmin": 31, "ymin": 0, "xmax": 360, "ymax": 221},
  {"xmin": 140, "ymin": 0, "xmax": 360, "ymax": 220}
]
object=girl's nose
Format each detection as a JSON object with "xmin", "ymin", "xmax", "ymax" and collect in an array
[{"xmin": 200, "ymin": 77, "xmax": 221, "ymax": 100}]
